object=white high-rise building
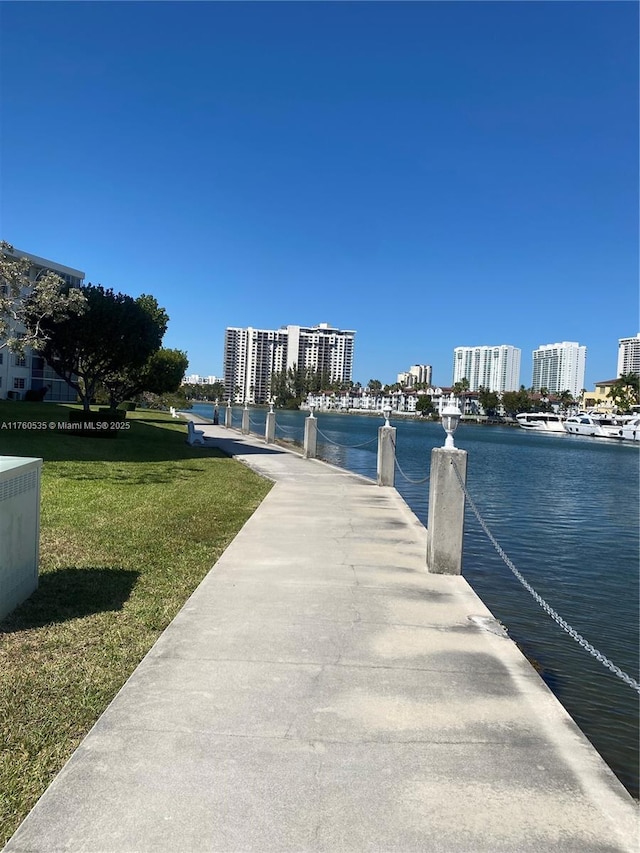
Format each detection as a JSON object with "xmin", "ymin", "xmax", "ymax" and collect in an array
[
  {"xmin": 617, "ymin": 334, "xmax": 640, "ymax": 376},
  {"xmin": 452, "ymin": 345, "xmax": 520, "ymax": 392},
  {"xmin": 531, "ymin": 342, "xmax": 586, "ymax": 398},
  {"xmin": 224, "ymin": 323, "xmax": 355, "ymax": 404}
]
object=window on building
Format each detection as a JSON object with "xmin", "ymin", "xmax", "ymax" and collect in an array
[
  {"xmin": 14, "ymin": 354, "xmax": 26, "ymax": 368},
  {"xmin": 13, "ymin": 378, "xmax": 25, "ymax": 390}
]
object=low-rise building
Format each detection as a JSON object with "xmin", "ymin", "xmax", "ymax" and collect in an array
[{"xmin": 0, "ymin": 247, "xmax": 84, "ymax": 401}]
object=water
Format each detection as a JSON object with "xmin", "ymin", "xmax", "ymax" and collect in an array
[{"xmin": 192, "ymin": 404, "xmax": 640, "ymax": 797}]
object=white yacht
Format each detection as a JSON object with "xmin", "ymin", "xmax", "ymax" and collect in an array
[
  {"xmin": 516, "ymin": 412, "xmax": 566, "ymax": 434},
  {"xmin": 616, "ymin": 415, "xmax": 640, "ymax": 442},
  {"xmin": 563, "ymin": 413, "xmax": 622, "ymax": 439}
]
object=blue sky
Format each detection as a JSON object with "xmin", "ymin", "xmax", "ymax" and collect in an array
[{"xmin": 1, "ymin": 1, "xmax": 637, "ymax": 388}]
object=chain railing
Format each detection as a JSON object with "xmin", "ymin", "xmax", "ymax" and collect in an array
[
  {"xmin": 316, "ymin": 427, "xmax": 378, "ymax": 450},
  {"xmin": 450, "ymin": 458, "xmax": 640, "ymax": 694},
  {"xmin": 390, "ymin": 436, "xmax": 430, "ymax": 485},
  {"xmin": 274, "ymin": 422, "xmax": 304, "ymax": 444}
]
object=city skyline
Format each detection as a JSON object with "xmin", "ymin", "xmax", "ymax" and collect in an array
[{"xmin": 1, "ymin": 3, "xmax": 637, "ymax": 389}]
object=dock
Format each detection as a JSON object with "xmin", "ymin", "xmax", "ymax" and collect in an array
[{"xmin": 4, "ymin": 422, "xmax": 638, "ymax": 852}]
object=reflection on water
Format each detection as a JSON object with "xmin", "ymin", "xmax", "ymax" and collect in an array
[{"xmin": 192, "ymin": 405, "xmax": 639, "ymax": 796}]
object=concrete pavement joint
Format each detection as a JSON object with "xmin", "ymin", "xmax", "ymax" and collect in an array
[{"xmin": 4, "ymin": 420, "xmax": 638, "ymax": 853}]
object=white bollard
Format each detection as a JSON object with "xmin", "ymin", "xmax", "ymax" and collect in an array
[
  {"xmin": 377, "ymin": 425, "xmax": 396, "ymax": 486},
  {"xmin": 426, "ymin": 447, "xmax": 468, "ymax": 574}
]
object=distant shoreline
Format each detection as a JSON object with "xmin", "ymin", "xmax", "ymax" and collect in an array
[{"xmin": 186, "ymin": 401, "xmax": 514, "ymax": 427}]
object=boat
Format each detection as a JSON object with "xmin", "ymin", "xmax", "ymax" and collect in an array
[
  {"xmin": 616, "ymin": 415, "xmax": 640, "ymax": 442},
  {"xmin": 563, "ymin": 413, "xmax": 623, "ymax": 439},
  {"xmin": 516, "ymin": 412, "xmax": 566, "ymax": 433}
]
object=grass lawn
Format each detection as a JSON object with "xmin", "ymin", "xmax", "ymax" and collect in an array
[{"xmin": 0, "ymin": 402, "xmax": 272, "ymax": 846}]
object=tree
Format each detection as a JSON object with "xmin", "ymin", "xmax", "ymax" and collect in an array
[
  {"xmin": 556, "ymin": 389, "xmax": 574, "ymax": 414},
  {"xmin": 477, "ymin": 386, "xmax": 500, "ymax": 416},
  {"xmin": 501, "ymin": 388, "xmax": 532, "ymax": 417},
  {"xmin": 25, "ymin": 284, "xmax": 165, "ymax": 411},
  {"xmin": 100, "ymin": 295, "xmax": 175, "ymax": 411},
  {"xmin": 368, "ymin": 379, "xmax": 382, "ymax": 394},
  {"xmin": 415, "ymin": 395, "xmax": 434, "ymax": 416},
  {"xmin": 102, "ymin": 348, "xmax": 188, "ymax": 410},
  {"xmin": 453, "ymin": 377, "xmax": 470, "ymax": 411},
  {"xmin": 607, "ymin": 373, "xmax": 640, "ymax": 412},
  {"xmin": 0, "ymin": 241, "xmax": 86, "ymax": 352}
]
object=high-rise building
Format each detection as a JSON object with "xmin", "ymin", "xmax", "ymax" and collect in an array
[
  {"xmin": 0, "ymin": 247, "xmax": 84, "ymax": 401},
  {"xmin": 531, "ymin": 342, "xmax": 586, "ymax": 398},
  {"xmin": 617, "ymin": 334, "xmax": 640, "ymax": 376},
  {"xmin": 397, "ymin": 364, "xmax": 432, "ymax": 388},
  {"xmin": 452, "ymin": 345, "xmax": 520, "ymax": 392},
  {"xmin": 223, "ymin": 322, "xmax": 355, "ymax": 404}
]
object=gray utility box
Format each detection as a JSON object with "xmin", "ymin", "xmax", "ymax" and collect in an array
[{"xmin": 0, "ymin": 456, "xmax": 43, "ymax": 621}]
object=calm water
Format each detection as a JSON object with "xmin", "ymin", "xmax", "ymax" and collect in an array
[{"xmin": 193, "ymin": 404, "xmax": 640, "ymax": 797}]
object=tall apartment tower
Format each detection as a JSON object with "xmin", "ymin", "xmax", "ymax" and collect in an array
[
  {"xmin": 0, "ymin": 247, "xmax": 85, "ymax": 401},
  {"xmin": 617, "ymin": 334, "xmax": 640, "ymax": 376},
  {"xmin": 452, "ymin": 345, "xmax": 520, "ymax": 392},
  {"xmin": 223, "ymin": 323, "xmax": 355, "ymax": 404},
  {"xmin": 531, "ymin": 342, "xmax": 586, "ymax": 398}
]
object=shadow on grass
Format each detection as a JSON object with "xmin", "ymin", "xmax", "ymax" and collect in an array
[
  {"xmin": 0, "ymin": 403, "xmax": 298, "ymax": 465},
  {"xmin": 0, "ymin": 404, "xmax": 222, "ymax": 464},
  {"xmin": 0, "ymin": 567, "xmax": 139, "ymax": 632}
]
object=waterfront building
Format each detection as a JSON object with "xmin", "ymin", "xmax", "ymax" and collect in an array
[
  {"xmin": 223, "ymin": 322, "xmax": 355, "ymax": 404},
  {"xmin": 617, "ymin": 333, "xmax": 640, "ymax": 376},
  {"xmin": 0, "ymin": 247, "xmax": 84, "ymax": 402},
  {"xmin": 531, "ymin": 341, "xmax": 586, "ymax": 399},
  {"xmin": 581, "ymin": 380, "xmax": 618, "ymax": 413},
  {"xmin": 303, "ymin": 385, "xmax": 469, "ymax": 418},
  {"xmin": 183, "ymin": 374, "xmax": 223, "ymax": 386},
  {"xmin": 452, "ymin": 345, "xmax": 520, "ymax": 393}
]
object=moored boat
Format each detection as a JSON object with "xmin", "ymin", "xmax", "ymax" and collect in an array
[
  {"xmin": 616, "ymin": 415, "xmax": 640, "ymax": 442},
  {"xmin": 563, "ymin": 413, "xmax": 622, "ymax": 439},
  {"xmin": 516, "ymin": 412, "xmax": 566, "ymax": 433}
]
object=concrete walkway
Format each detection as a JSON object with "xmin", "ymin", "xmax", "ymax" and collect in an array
[{"xmin": 4, "ymin": 422, "xmax": 638, "ymax": 852}]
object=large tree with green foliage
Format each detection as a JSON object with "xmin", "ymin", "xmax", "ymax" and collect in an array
[
  {"xmin": 477, "ymin": 386, "xmax": 500, "ymax": 416},
  {"xmin": 102, "ymin": 348, "xmax": 189, "ymax": 411},
  {"xmin": 501, "ymin": 388, "xmax": 533, "ymax": 417},
  {"xmin": 25, "ymin": 284, "xmax": 166, "ymax": 411},
  {"xmin": 415, "ymin": 395, "xmax": 434, "ymax": 416}
]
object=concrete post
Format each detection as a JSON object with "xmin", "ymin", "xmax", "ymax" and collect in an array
[
  {"xmin": 265, "ymin": 411, "xmax": 275, "ymax": 444},
  {"xmin": 304, "ymin": 414, "xmax": 317, "ymax": 458},
  {"xmin": 224, "ymin": 405, "xmax": 232, "ymax": 428},
  {"xmin": 426, "ymin": 447, "xmax": 468, "ymax": 575},
  {"xmin": 377, "ymin": 425, "xmax": 396, "ymax": 486},
  {"xmin": 241, "ymin": 406, "xmax": 250, "ymax": 435}
]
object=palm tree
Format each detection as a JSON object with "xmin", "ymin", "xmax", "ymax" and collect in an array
[
  {"xmin": 453, "ymin": 377, "xmax": 470, "ymax": 413},
  {"xmin": 557, "ymin": 390, "xmax": 573, "ymax": 414}
]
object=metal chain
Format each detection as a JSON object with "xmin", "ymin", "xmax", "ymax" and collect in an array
[
  {"xmin": 450, "ymin": 459, "xmax": 640, "ymax": 694},
  {"xmin": 316, "ymin": 427, "xmax": 378, "ymax": 449},
  {"xmin": 390, "ymin": 437, "xmax": 430, "ymax": 485}
]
